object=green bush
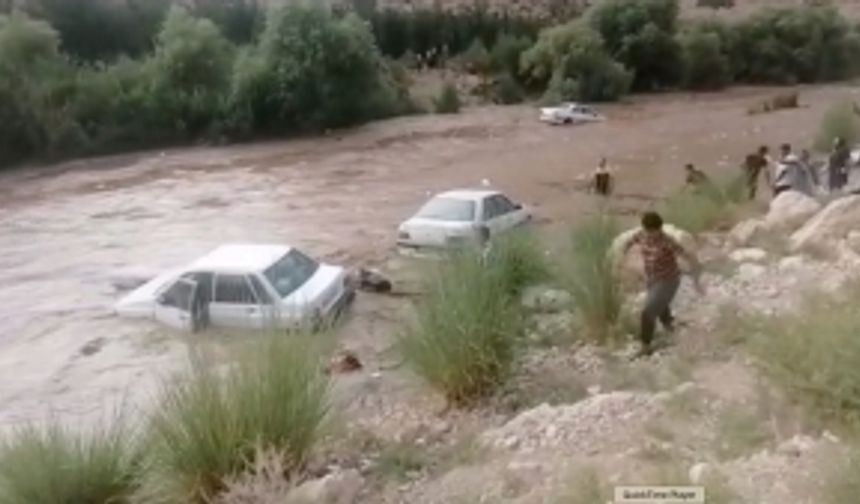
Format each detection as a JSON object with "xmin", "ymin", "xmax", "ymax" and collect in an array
[
  {"xmin": 588, "ymin": 0, "xmax": 683, "ymax": 91},
  {"xmin": 490, "ymin": 33, "xmax": 532, "ymax": 76},
  {"xmin": 399, "ymin": 249, "xmax": 521, "ymax": 406},
  {"xmin": 814, "ymin": 100, "xmax": 860, "ymax": 152},
  {"xmin": 564, "ymin": 214, "xmax": 622, "ymax": 343},
  {"xmin": 434, "ymin": 82, "xmax": 461, "ymax": 114},
  {"xmin": 741, "ymin": 283, "xmax": 860, "ymax": 425},
  {"xmin": 0, "ymin": 11, "xmax": 77, "ymax": 165},
  {"xmin": 141, "ymin": 333, "xmax": 329, "ymax": 503},
  {"xmin": 0, "ymin": 422, "xmax": 137, "ymax": 504},
  {"xmin": 188, "ymin": 0, "xmax": 263, "ymax": 45},
  {"xmin": 732, "ymin": 6, "xmax": 860, "ymax": 84},
  {"xmin": 493, "ymin": 72, "xmax": 526, "ymax": 104},
  {"xmin": 148, "ymin": 7, "xmax": 235, "ymax": 137},
  {"xmin": 365, "ymin": 7, "xmax": 541, "ymax": 64},
  {"xmin": 23, "ymin": 0, "xmax": 169, "ymax": 62},
  {"xmin": 679, "ymin": 26, "xmax": 732, "ymax": 90},
  {"xmin": 661, "ymin": 174, "xmax": 747, "ymax": 234},
  {"xmin": 486, "ymin": 230, "xmax": 550, "ymax": 296},
  {"xmin": 521, "ymin": 21, "xmax": 633, "ymax": 102},
  {"xmin": 230, "ymin": 6, "xmax": 404, "ymax": 134},
  {"xmin": 459, "ymin": 38, "xmax": 491, "ymax": 74}
]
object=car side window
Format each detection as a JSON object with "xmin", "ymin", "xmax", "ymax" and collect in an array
[
  {"xmin": 160, "ymin": 280, "xmax": 194, "ymax": 311},
  {"xmin": 495, "ymin": 195, "xmax": 517, "ymax": 215},
  {"xmin": 482, "ymin": 196, "xmax": 498, "ymax": 221},
  {"xmin": 248, "ymin": 275, "xmax": 273, "ymax": 305},
  {"xmin": 214, "ymin": 274, "xmax": 258, "ymax": 305}
]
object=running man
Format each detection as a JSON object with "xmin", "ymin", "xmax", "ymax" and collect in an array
[{"xmin": 618, "ymin": 212, "xmax": 704, "ymax": 358}]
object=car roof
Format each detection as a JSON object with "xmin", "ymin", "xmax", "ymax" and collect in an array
[
  {"xmin": 434, "ymin": 189, "xmax": 501, "ymax": 201},
  {"xmin": 189, "ymin": 244, "xmax": 293, "ymax": 273}
]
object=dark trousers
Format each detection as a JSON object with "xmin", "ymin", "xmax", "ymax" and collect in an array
[
  {"xmin": 641, "ymin": 274, "xmax": 681, "ymax": 348},
  {"xmin": 747, "ymin": 177, "xmax": 757, "ymax": 200}
]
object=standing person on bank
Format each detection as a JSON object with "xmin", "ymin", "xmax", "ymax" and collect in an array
[
  {"xmin": 743, "ymin": 146, "xmax": 771, "ymax": 200},
  {"xmin": 617, "ymin": 212, "xmax": 704, "ymax": 358},
  {"xmin": 829, "ymin": 137, "xmax": 851, "ymax": 192}
]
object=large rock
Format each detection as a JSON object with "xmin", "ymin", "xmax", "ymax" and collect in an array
[
  {"xmin": 286, "ymin": 469, "xmax": 363, "ymax": 504},
  {"xmin": 791, "ymin": 195, "xmax": 860, "ymax": 253},
  {"xmin": 762, "ymin": 190, "xmax": 821, "ymax": 231},
  {"xmin": 729, "ymin": 218, "xmax": 768, "ymax": 246}
]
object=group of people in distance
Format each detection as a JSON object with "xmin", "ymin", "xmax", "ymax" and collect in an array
[
  {"xmin": 589, "ymin": 138, "xmax": 855, "ymax": 358},
  {"xmin": 741, "ymin": 138, "xmax": 853, "ymax": 199},
  {"xmin": 592, "ymin": 137, "xmax": 855, "ymax": 200}
]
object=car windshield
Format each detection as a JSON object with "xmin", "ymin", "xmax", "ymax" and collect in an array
[
  {"xmin": 415, "ymin": 197, "xmax": 475, "ymax": 222},
  {"xmin": 263, "ymin": 249, "xmax": 320, "ymax": 299}
]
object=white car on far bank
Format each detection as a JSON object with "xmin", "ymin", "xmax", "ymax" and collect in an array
[
  {"xmin": 114, "ymin": 244, "xmax": 353, "ymax": 332},
  {"xmin": 397, "ymin": 189, "xmax": 532, "ymax": 253},
  {"xmin": 539, "ymin": 102, "xmax": 603, "ymax": 125}
]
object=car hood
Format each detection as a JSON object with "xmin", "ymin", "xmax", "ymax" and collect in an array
[
  {"xmin": 282, "ymin": 263, "xmax": 345, "ymax": 310},
  {"xmin": 114, "ymin": 267, "xmax": 184, "ymax": 318}
]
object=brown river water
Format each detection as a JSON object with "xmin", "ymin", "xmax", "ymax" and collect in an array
[{"xmin": 0, "ymin": 85, "xmax": 853, "ymax": 428}]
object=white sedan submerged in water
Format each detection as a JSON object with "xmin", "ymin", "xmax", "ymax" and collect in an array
[
  {"xmin": 539, "ymin": 102, "xmax": 603, "ymax": 125},
  {"xmin": 397, "ymin": 189, "xmax": 531, "ymax": 253},
  {"xmin": 114, "ymin": 244, "xmax": 353, "ymax": 332}
]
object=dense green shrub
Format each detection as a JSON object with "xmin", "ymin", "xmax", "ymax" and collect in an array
[
  {"xmin": 0, "ymin": 422, "xmax": 138, "ymax": 504},
  {"xmin": 493, "ymin": 72, "xmax": 526, "ymax": 104},
  {"xmin": 399, "ymin": 249, "xmax": 521, "ymax": 406},
  {"xmin": 188, "ymin": 0, "xmax": 263, "ymax": 45},
  {"xmin": 148, "ymin": 7, "xmax": 235, "ymax": 137},
  {"xmin": 365, "ymin": 7, "xmax": 541, "ymax": 63},
  {"xmin": 814, "ymin": 100, "xmax": 860, "ymax": 152},
  {"xmin": 459, "ymin": 38, "xmax": 491, "ymax": 74},
  {"xmin": 434, "ymin": 82, "xmax": 461, "ymax": 114},
  {"xmin": 0, "ymin": 12, "xmax": 78, "ymax": 165},
  {"xmin": 490, "ymin": 33, "xmax": 532, "ymax": 76},
  {"xmin": 230, "ymin": 6, "xmax": 405, "ymax": 134},
  {"xmin": 588, "ymin": 0, "xmax": 682, "ymax": 91},
  {"xmin": 732, "ymin": 6, "xmax": 860, "ymax": 84},
  {"xmin": 141, "ymin": 333, "xmax": 329, "ymax": 503},
  {"xmin": 521, "ymin": 21, "xmax": 632, "ymax": 102},
  {"xmin": 487, "ymin": 230, "xmax": 550, "ymax": 297},
  {"xmin": 23, "ymin": 0, "xmax": 169, "ymax": 62},
  {"xmin": 679, "ymin": 24, "xmax": 732, "ymax": 90}
]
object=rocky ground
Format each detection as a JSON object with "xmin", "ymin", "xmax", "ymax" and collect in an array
[{"xmin": 268, "ymin": 191, "xmax": 860, "ymax": 504}]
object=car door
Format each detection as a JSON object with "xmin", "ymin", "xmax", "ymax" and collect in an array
[
  {"xmin": 480, "ymin": 195, "xmax": 505, "ymax": 236},
  {"xmin": 154, "ymin": 278, "xmax": 198, "ymax": 332},
  {"xmin": 494, "ymin": 194, "xmax": 528, "ymax": 230},
  {"xmin": 209, "ymin": 273, "xmax": 273, "ymax": 329}
]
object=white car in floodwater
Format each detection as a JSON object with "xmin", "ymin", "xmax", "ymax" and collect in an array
[
  {"xmin": 397, "ymin": 189, "xmax": 531, "ymax": 253},
  {"xmin": 539, "ymin": 102, "xmax": 603, "ymax": 125},
  {"xmin": 114, "ymin": 244, "xmax": 353, "ymax": 332}
]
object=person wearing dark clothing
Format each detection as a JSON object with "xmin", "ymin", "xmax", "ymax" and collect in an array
[
  {"xmin": 829, "ymin": 137, "xmax": 851, "ymax": 192},
  {"xmin": 684, "ymin": 163, "xmax": 709, "ymax": 190},
  {"xmin": 743, "ymin": 146, "xmax": 770, "ymax": 200},
  {"xmin": 593, "ymin": 158, "xmax": 613, "ymax": 196},
  {"xmin": 619, "ymin": 212, "xmax": 703, "ymax": 358}
]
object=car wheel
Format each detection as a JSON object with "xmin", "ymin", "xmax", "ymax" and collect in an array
[{"xmin": 563, "ymin": 118, "xmax": 573, "ymax": 125}]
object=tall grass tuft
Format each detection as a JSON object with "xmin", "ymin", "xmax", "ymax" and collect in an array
[
  {"xmin": 564, "ymin": 214, "xmax": 622, "ymax": 343},
  {"xmin": 399, "ymin": 248, "xmax": 521, "ymax": 407},
  {"xmin": 487, "ymin": 229, "xmax": 550, "ymax": 297},
  {"xmin": 661, "ymin": 174, "xmax": 748, "ymax": 235},
  {"xmin": 0, "ymin": 421, "xmax": 138, "ymax": 504},
  {"xmin": 740, "ymin": 282, "xmax": 860, "ymax": 426},
  {"xmin": 434, "ymin": 82, "xmax": 461, "ymax": 114},
  {"xmin": 141, "ymin": 333, "xmax": 330, "ymax": 503},
  {"xmin": 814, "ymin": 100, "xmax": 859, "ymax": 152}
]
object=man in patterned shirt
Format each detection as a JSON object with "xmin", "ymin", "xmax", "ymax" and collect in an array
[{"xmin": 620, "ymin": 211, "xmax": 703, "ymax": 357}]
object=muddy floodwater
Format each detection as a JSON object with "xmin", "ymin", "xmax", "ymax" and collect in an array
[{"xmin": 0, "ymin": 85, "xmax": 854, "ymax": 428}]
